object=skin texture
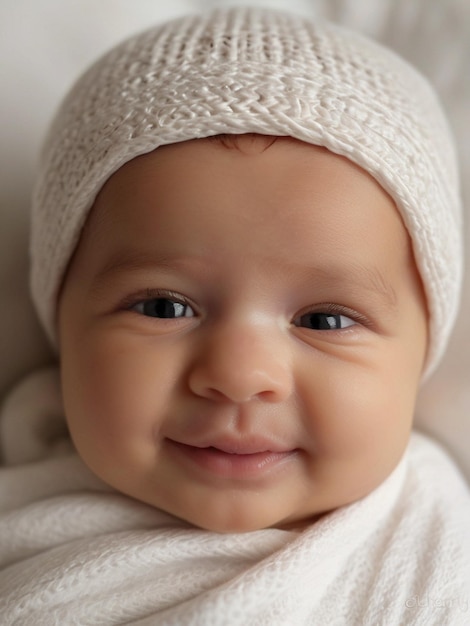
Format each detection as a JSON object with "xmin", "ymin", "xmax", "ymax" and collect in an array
[{"xmin": 58, "ymin": 136, "xmax": 428, "ymax": 533}]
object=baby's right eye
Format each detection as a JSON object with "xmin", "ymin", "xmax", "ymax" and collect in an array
[{"xmin": 132, "ymin": 298, "xmax": 195, "ymax": 319}]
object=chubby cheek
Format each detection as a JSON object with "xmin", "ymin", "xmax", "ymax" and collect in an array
[
  {"xmin": 299, "ymin": 348, "xmax": 421, "ymax": 501},
  {"xmin": 60, "ymin": 330, "xmax": 179, "ymax": 472}
]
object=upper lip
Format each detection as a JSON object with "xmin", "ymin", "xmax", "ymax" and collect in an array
[{"xmin": 169, "ymin": 436, "xmax": 294, "ymax": 455}]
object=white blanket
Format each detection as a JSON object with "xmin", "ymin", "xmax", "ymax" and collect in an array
[{"xmin": 1, "ymin": 369, "xmax": 470, "ymax": 625}]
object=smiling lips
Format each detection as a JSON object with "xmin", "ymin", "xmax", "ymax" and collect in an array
[{"xmin": 167, "ymin": 438, "xmax": 297, "ymax": 480}]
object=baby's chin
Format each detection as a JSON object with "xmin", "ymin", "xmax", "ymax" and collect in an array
[
  {"xmin": 156, "ymin": 501, "xmax": 326, "ymax": 534},
  {"xmin": 168, "ymin": 475, "xmax": 399, "ymax": 533}
]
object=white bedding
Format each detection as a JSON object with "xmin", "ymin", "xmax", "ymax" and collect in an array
[{"xmin": 1, "ymin": 369, "xmax": 470, "ymax": 625}]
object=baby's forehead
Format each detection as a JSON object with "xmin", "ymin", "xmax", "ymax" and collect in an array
[
  {"xmin": 86, "ymin": 133, "xmax": 407, "ymax": 259},
  {"xmin": 88, "ymin": 135, "xmax": 402, "ymax": 246},
  {"xmin": 117, "ymin": 133, "xmax": 385, "ymax": 190}
]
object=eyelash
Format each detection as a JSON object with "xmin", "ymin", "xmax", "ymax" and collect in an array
[
  {"xmin": 122, "ymin": 289, "xmax": 196, "ymax": 315},
  {"xmin": 292, "ymin": 303, "xmax": 371, "ymax": 332}
]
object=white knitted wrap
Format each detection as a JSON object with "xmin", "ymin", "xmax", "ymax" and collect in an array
[{"xmin": 30, "ymin": 7, "xmax": 462, "ymax": 376}]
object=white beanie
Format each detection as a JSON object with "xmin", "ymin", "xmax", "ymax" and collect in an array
[{"xmin": 30, "ymin": 7, "xmax": 463, "ymax": 377}]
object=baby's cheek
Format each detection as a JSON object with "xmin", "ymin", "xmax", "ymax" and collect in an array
[
  {"xmin": 301, "ymin": 356, "xmax": 414, "ymax": 461},
  {"xmin": 61, "ymin": 339, "xmax": 126, "ymax": 451},
  {"xmin": 65, "ymin": 329, "xmax": 185, "ymax": 449}
]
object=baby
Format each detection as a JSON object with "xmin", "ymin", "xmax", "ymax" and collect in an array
[{"xmin": 2, "ymin": 7, "xmax": 470, "ymax": 625}]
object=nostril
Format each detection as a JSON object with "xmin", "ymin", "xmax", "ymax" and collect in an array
[{"xmin": 204, "ymin": 387, "xmax": 232, "ymax": 402}]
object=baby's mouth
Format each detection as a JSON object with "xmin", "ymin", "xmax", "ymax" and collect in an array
[{"xmin": 166, "ymin": 438, "xmax": 297, "ymax": 480}]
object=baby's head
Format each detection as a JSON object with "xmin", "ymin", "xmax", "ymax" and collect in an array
[{"xmin": 30, "ymin": 8, "xmax": 462, "ymax": 532}]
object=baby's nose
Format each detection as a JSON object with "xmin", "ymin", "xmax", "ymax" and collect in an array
[{"xmin": 187, "ymin": 321, "xmax": 293, "ymax": 404}]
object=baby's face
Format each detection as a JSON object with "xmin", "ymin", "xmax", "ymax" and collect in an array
[{"xmin": 58, "ymin": 136, "xmax": 427, "ymax": 532}]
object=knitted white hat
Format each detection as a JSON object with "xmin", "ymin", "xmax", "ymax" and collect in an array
[{"xmin": 30, "ymin": 7, "xmax": 462, "ymax": 377}]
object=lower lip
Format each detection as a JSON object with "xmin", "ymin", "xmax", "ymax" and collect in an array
[{"xmin": 168, "ymin": 441, "xmax": 296, "ymax": 480}]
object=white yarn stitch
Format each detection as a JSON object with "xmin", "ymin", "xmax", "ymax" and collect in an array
[{"xmin": 30, "ymin": 7, "xmax": 463, "ymax": 377}]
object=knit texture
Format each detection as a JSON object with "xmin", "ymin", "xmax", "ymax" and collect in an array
[{"xmin": 30, "ymin": 7, "xmax": 463, "ymax": 376}]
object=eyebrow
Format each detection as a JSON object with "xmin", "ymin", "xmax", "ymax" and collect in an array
[
  {"xmin": 95, "ymin": 251, "xmax": 188, "ymax": 277},
  {"xmin": 314, "ymin": 262, "xmax": 399, "ymax": 310},
  {"xmin": 89, "ymin": 251, "xmax": 198, "ymax": 293}
]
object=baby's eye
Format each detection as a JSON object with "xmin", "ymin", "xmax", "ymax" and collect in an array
[
  {"xmin": 132, "ymin": 298, "xmax": 195, "ymax": 319},
  {"xmin": 294, "ymin": 312, "xmax": 356, "ymax": 330}
]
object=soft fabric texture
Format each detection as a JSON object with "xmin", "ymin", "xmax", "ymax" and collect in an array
[
  {"xmin": 29, "ymin": 7, "xmax": 462, "ymax": 377},
  {"xmin": 1, "ymin": 368, "xmax": 470, "ymax": 625}
]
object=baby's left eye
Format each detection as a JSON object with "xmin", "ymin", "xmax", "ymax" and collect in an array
[
  {"xmin": 132, "ymin": 298, "xmax": 195, "ymax": 319},
  {"xmin": 294, "ymin": 312, "xmax": 356, "ymax": 330}
]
